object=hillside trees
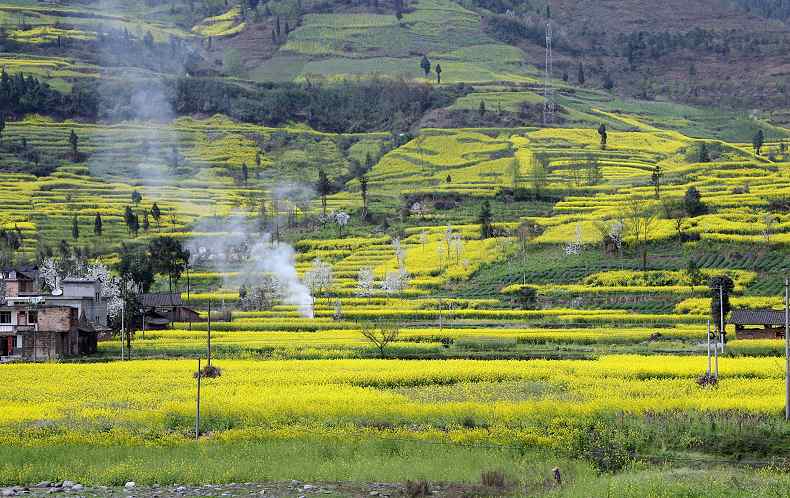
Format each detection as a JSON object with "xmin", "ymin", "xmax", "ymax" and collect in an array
[
  {"xmin": 94, "ymin": 213, "xmax": 103, "ymax": 237},
  {"xmin": 359, "ymin": 175, "xmax": 369, "ymax": 219},
  {"xmin": 116, "ymin": 243, "xmax": 155, "ymax": 294},
  {"xmin": 709, "ymin": 275, "xmax": 735, "ymax": 338},
  {"xmin": 360, "ymin": 320, "xmax": 400, "ymax": 358},
  {"xmin": 530, "ymin": 152, "xmax": 549, "ymax": 198},
  {"xmin": 479, "ymin": 200, "xmax": 494, "ymax": 239},
  {"xmin": 148, "ymin": 236, "xmax": 190, "ymax": 292},
  {"xmin": 420, "ymin": 55, "xmax": 431, "ymax": 76},
  {"xmin": 123, "ymin": 206, "xmax": 138, "ymax": 236},
  {"xmin": 0, "ymin": 113, "xmax": 4, "ymax": 143},
  {"xmin": 650, "ymin": 165, "xmax": 662, "ymax": 199},
  {"xmin": 597, "ymin": 124, "xmax": 607, "ymax": 149},
  {"xmin": 698, "ymin": 142, "xmax": 710, "ymax": 162},
  {"xmin": 626, "ymin": 197, "xmax": 657, "ymax": 271},
  {"xmin": 8, "ymin": 76, "xmax": 462, "ymax": 134},
  {"xmin": 753, "ymin": 129, "xmax": 765, "ymax": 155},
  {"xmin": 151, "ymin": 203, "xmax": 161, "ymax": 231},
  {"xmin": 317, "ymin": 169, "xmax": 331, "ymax": 216},
  {"xmin": 684, "ymin": 187, "xmax": 707, "ymax": 216},
  {"xmin": 69, "ymin": 130, "xmax": 79, "ymax": 162},
  {"xmin": 71, "ymin": 216, "xmax": 79, "ymax": 241}
]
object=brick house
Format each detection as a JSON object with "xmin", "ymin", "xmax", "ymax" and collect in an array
[{"xmin": 0, "ymin": 268, "xmax": 108, "ymax": 361}]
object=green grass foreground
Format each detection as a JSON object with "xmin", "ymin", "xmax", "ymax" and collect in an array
[{"xmin": 2, "ymin": 439, "xmax": 790, "ymax": 497}]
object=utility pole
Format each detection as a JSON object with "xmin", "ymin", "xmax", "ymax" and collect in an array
[
  {"xmin": 195, "ymin": 356, "xmax": 202, "ymax": 439},
  {"xmin": 120, "ymin": 301, "xmax": 125, "ymax": 361},
  {"xmin": 207, "ymin": 300, "xmax": 212, "ymax": 367},
  {"xmin": 719, "ymin": 284, "xmax": 725, "ymax": 354},
  {"xmin": 706, "ymin": 320, "xmax": 711, "ymax": 378},
  {"xmin": 785, "ymin": 277, "xmax": 788, "ymax": 422}
]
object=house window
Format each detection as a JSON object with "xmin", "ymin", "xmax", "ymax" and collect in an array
[
  {"xmin": 28, "ymin": 311, "xmax": 37, "ymax": 324},
  {"xmin": 0, "ymin": 312, "xmax": 11, "ymax": 324}
]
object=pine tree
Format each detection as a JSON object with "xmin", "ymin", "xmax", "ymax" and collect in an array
[
  {"xmin": 699, "ymin": 142, "xmax": 710, "ymax": 163},
  {"xmin": 71, "ymin": 215, "xmax": 79, "ymax": 241},
  {"xmin": 479, "ymin": 200, "xmax": 493, "ymax": 239},
  {"xmin": 577, "ymin": 61, "xmax": 585, "ymax": 85},
  {"xmin": 123, "ymin": 206, "xmax": 135, "ymax": 235},
  {"xmin": 94, "ymin": 213, "xmax": 102, "ymax": 237},
  {"xmin": 753, "ymin": 129, "xmax": 765, "ymax": 155},
  {"xmin": 597, "ymin": 124, "xmax": 607, "ymax": 148},
  {"xmin": 242, "ymin": 162, "xmax": 249, "ymax": 185},
  {"xmin": 479, "ymin": 99, "xmax": 486, "ymax": 118},
  {"xmin": 317, "ymin": 169, "xmax": 331, "ymax": 216},
  {"xmin": 151, "ymin": 202, "xmax": 161, "ymax": 231},
  {"xmin": 420, "ymin": 55, "xmax": 431, "ymax": 77},
  {"xmin": 0, "ymin": 113, "xmax": 5, "ymax": 144},
  {"xmin": 359, "ymin": 175, "xmax": 369, "ymax": 219},
  {"xmin": 69, "ymin": 130, "xmax": 79, "ymax": 162}
]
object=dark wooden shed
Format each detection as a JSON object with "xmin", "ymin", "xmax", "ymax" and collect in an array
[
  {"xmin": 729, "ymin": 309, "xmax": 786, "ymax": 339},
  {"xmin": 141, "ymin": 293, "xmax": 200, "ymax": 329}
]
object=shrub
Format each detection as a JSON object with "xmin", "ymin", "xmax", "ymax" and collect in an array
[
  {"xmin": 480, "ymin": 470, "xmax": 509, "ymax": 490},
  {"xmin": 404, "ymin": 480, "xmax": 431, "ymax": 497}
]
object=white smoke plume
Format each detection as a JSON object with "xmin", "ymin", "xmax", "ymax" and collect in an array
[{"xmin": 187, "ymin": 214, "xmax": 314, "ymax": 318}]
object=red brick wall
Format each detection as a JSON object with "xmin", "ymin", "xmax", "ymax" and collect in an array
[
  {"xmin": 37, "ymin": 307, "xmax": 73, "ymax": 332},
  {"xmin": 5, "ymin": 281, "xmax": 19, "ymax": 298}
]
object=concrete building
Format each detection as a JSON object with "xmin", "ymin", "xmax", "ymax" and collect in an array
[{"xmin": 0, "ymin": 268, "xmax": 108, "ymax": 362}]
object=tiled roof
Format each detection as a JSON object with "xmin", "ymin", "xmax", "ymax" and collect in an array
[
  {"xmin": 729, "ymin": 309, "xmax": 787, "ymax": 326},
  {"xmin": 141, "ymin": 293, "xmax": 184, "ymax": 308}
]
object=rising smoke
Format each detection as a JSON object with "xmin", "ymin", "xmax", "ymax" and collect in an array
[
  {"xmin": 90, "ymin": 3, "xmax": 314, "ymax": 316},
  {"xmin": 187, "ymin": 215, "xmax": 314, "ymax": 318}
]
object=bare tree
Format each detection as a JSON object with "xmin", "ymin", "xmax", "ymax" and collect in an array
[
  {"xmin": 662, "ymin": 198, "xmax": 686, "ymax": 240},
  {"xmin": 625, "ymin": 197, "xmax": 657, "ymax": 271},
  {"xmin": 360, "ymin": 321, "xmax": 400, "ymax": 358}
]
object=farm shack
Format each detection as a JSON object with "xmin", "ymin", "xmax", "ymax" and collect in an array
[
  {"xmin": 0, "ymin": 270, "xmax": 109, "ymax": 361},
  {"xmin": 728, "ymin": 309, "xmax": 787, "ymax": 340},
  {"xmin": 141, "ymin": 293, "xmax": 199, "ymax": 330}
]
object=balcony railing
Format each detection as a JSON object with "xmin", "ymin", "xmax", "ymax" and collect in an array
[{"xmin": 0, "ymin": 324, "xmax": 37, "ymax": 334}]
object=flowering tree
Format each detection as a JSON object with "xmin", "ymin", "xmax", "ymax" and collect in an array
[
  {"xmin": 239, "ymin": 275, "xmax": 282, "ymax": 311},
  {"xmin": 450, "ymin": 233, "xmax": 464, "ymax": 265},
  {"xmin": 334, "ymin": 211, "xmax": 350, "ymax": 237},
  {"xmin": 381, "ymin": 271, "xmax": 409, "ymax": 296},
  {"xmin": 40, "ymin": 257, "xmax": 123, "ymax": 319},
  {"xmin": 391, "ymin": 238, "xmax": 407, "ymax": 274},
  {"xmin": 355, "ymin": 267, "xmax": 376, "ymax": 303},
  {"xmin": 303, "ymin": 258, "xmax": 333, "ymax": 301},
  {"xmin": 564, "ymin": 223, "xmax": 583, "ymax": 256}
]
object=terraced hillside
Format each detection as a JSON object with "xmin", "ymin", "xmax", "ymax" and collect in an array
[{"xmin": 2, "ymin": 0, "xmax": 790, "ymax": 495}]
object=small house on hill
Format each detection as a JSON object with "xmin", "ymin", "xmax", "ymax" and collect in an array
[
  {"xmin": 141, "ymin": 293, "xmax": 199, "ymax": 329},
  {"xmin": 729, "ymin": 309, "xmax": 786, "ymax": 339}
]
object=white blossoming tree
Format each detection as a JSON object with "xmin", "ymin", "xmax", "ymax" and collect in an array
[
  {"xmin": 564, "ymin": 223, "xmax": 584, "ymax": 256},
  {"xmin": 355, "ymin": 267, "xmax": 376, "ymax": 303},
  {"xmin": 334, "ymin": 211, "xmax": 350, "ymax": 237},
  {"xmin": 303, "ymin": 258, "xmax": 333, "ymax": 303}
]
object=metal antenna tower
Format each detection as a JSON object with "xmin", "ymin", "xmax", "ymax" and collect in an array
[{"xmin": 543, "ymin": 10, "xmax": 555, "ymax": 125}]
